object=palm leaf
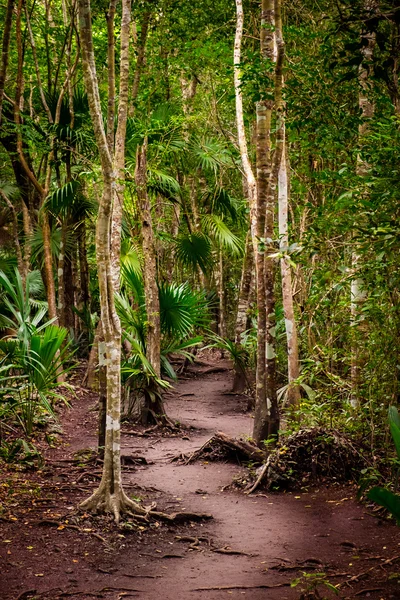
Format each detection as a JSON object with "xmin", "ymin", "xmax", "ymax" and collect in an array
[
  {"xmin": 203, "ymin": 186, "xmax": 242, "ymax": 221},
  {"xmin": 159, "ymin": 283, "xmax": 208, "ymax": 338},
  {"xmin": 175, "ymin": 232, "xmax": 212, "ymax": 274},
  {"xmin": 189, "ymin": 136, "xmax": 231, "ymax": 174},
  {"xmin": 201, "ymin": 214, "xmax": 243, "ymax": 255}
]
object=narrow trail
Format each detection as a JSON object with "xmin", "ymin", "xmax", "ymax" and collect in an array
[{"xmin": 1, "ymin": 361, "xmax": 398, "ymax": 600}]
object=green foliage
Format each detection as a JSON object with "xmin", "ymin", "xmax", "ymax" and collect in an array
[
  {"xmin": 175, "ymin": 233, "xmax": 212, "ymax": 274},
  {"xmin": 367, "ymin": 407, "xmax": 400, "ymax": 525},
  {"xmin": 159, "ymin": 283, "xmax": 209, "ymax": 338},
  {"xmin": 0, "ymin": 270, "xmax": 73, "ymax": 436},
  {"xmin": 291, "ymin": 571, "xmax": 339, "ymax": 599}
]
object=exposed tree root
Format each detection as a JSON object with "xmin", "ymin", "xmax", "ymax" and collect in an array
[
  {"xmin": 78, "ymin": 481, "xmax": 212, "ymax": 524},
  {"xmin": 245, "ymin": 456, "xmax": 271, "ymax": 494},
  {"xmin": 212, "ymin": 546, "xmax": 254, "ymax": 556},
  {"xmin": 192, "ymin": 583, "xmax": 290, "ymax": 591},
  {"xmin": 183, "ymin": 431, "xmax": 265, "ymax": 465},
  {"xmin": 36, "ymin": 519, "xmax": 107, "ymax": 543}
]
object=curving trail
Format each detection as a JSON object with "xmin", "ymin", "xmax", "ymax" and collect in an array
[{"xmin": 0, "ymin": 361, "xmax": 398, "ymax": 600}]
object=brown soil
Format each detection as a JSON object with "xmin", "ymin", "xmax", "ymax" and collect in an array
[{"xmin": 1, "ymin": 360, "xmax": 399, "ymax": 600}]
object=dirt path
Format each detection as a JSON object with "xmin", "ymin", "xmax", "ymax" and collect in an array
[{"xmin": 1, "ymin": 362, "xmax": 399, "ymax": 600}]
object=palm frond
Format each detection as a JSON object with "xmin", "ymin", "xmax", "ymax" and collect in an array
[
  {"xmin": 175, "ymin": 232, "xmax": 212, "ymax": 274},
  {"xmin": 120, "ymin": 239, "xmax": 143, "ymax": 275},
  {"xmin": 121, "ymin": 263, "xmax": 145, "ymax": 306},
  {"xmin": 189, "ymin": 136, "xmax": 232, "ymax": 174},
  {"xmin": 203, "ymin": 186, "xmax": 242, "ymax": 221},
  {"xmin": 147, "ymin": 169, "xmax": 181, "ymax": 203},
  {"xmin": 159, "ymin": 283, "xmax": 209, "ymax": 338},
  {"xmin": 115, "ymin": 293, "xmax": 146, "ymax": 347},
  {"xmin": 201, "ymin": 214, "xmax": 243, "ymax": 255},
  {"xmin": 0, "ymin": 181, "xmax": 20, "ymax": 200}
]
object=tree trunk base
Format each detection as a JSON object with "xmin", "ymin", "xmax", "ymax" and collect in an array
[{"xmin": 79, "ymin": 483, "xmax": 212, "ymax": 524}]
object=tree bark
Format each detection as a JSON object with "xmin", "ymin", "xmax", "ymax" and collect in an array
[
  {"xmin": 0, "ymin": 0, "xmax": 15, "ymax": 124},
  {"xmin": 233, "ymin": 229, "xmax": 254, "ymax": 393},
  {"xmin": 78, "ymin": 0, "xmax": 138, "ymax": 522},
  {"xmin": 350, "ymin": 5, "xmax": 376, "ymax": 409},
  {"xmin": 130, "ymin": 9, "xmax": 151, "ymax": 114},
  {"xmin": 135, "ymin": 142, "xmax": 161, "ymax": 378},
  {"xmin": 278, "ymin": 134, "xmax": 300, "ymax": 410}
]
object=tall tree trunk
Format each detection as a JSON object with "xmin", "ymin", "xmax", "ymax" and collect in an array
[
  {"xmin": 233, "ymin": 229, "xmax": 254, "ymax": 393},
  {"xmin": 136, "ymin": 144, "xmax": 160, "ymax": 370},
  {"xmin": 0, "ymin": 0, "xmax": 15, "ymax": 123},
  {"xmin": 278, "ymin": 134, "xmax": 300, "ymax": 410},
  {"xmin": 252, "ymin": 0, "xmax": 275, "ymax": 445},
  {"xmin": 78, "ymin": 0, "xmax": 139, "ymax": 522},
  {"xmin": 136, "ymin": 146, "xmax": 160, "ymax": 375},
  {"xmin": 135, "ymin": 142, "xmax": 170, "ymax": 425},
  {"xmin": 350, "ymin": 7, "xmax": 375, "ymax": 409},
  {"xmin": 233, "ymin": 0, "xmax": 259, "ymax": 400},
  {"xmin": 130, "ymin": 9, "xmax": 151, "ymax": 115},
  {"xmin": 252, "ymin": 0, "xmax": 284, "ymax": 444}
]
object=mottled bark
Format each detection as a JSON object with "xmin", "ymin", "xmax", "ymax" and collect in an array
[
  {"xmin": 252, "ymin": 0, "xmax": 284, "ymax": 445},
  {"xmin": 278, "ymin": 135, "xmax": 300, "ymax": 409},
  {"xmin": 130, "ymin": 10, "xmax": 151, "ymax": 114},
  {"xmin": 78, "ymin": 0, "xmax": 137, "ymax": 522},
  {"xmin": 135, "ymin": 142, "xmax": 170, "ymax": 425},
  {"xmin": 351, "ymin": 8, "xmax": 375, "ymax": 409},
  {"xmin": 234, "ymin": 0, "xmax": 257, "ymax": 240},
  {"xmin": 0, "ymin": 0, "xmax": 15, "ymax": 123},
  {"xmin": 233, "ymin": 229, "xmax": 253, "ymax": 393},
  {"xmin": 136, "ymin": 142, "xmax": 161, "ymax": 377}
]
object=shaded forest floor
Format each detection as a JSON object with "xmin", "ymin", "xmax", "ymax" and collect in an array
[{"xmin": 0, "ymin": 360, "xmax": 399, "ymax": 600}]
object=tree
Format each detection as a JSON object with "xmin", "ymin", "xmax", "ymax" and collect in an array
[{"xmin": 77, "ymin": 0, "xmax": 140, "ymax": 521}]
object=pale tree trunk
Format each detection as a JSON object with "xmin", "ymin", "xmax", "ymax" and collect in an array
[
  {"xmin": 0, "ymin": 0, "xmax": 15, "ymax": 123},
  {"xmin": 351, "ymin": 7, "xmax": 375, "ymax": 409},
  {"xmin": 252, "ymin": 0, "xmax": 276, "ymax": 445},
  {"xmin": 217, "ymin": 248, "xmax": 226, "ymax": 338},
  {"xmin": 14, "ymin": 0, "xmax": 59, "ymax": 323},
  {"xmin": 232, "ymin": 228, "xmax": 253, "ymax": 393},
  {"xmin": 278, "ymin": 134, "xmax": 300, "ymax": 409},
  {"xmin": 135, "ymin": 142, "xmax": 170, "ymax": 425},
  {"xmin": 233, "ymin": 0, "xmax": 257, "ymax": 239},
  {"xmin": 78, "ymin": 0, "xmax": 142, "ymax": 522},
  {"xmin": 130, "ymin": 9, "xmax": 151, "ymax": 115},
  {"xmin": 233, "ymin": 0, "xmax": 259, "ymax": 401}
]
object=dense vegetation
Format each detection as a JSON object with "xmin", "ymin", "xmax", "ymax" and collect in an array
[{"xmin": 0, "ymin": 0, "xmax": 399, "ymax": 519}]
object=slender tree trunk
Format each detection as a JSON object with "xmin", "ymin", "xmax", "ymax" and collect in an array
[
  {"xmin": 233, "ymin": 0, "xmax": 259, "ymax": 401},
  {"xmin": 135, "ymin": 142, "xmax": 170, "ymax": 425},
  {"xmin": 278, "ymin": 135, "xmax": 300, "ymax": 409},
  {"xmin": 130, "ymin": 10, "xmax": 151, "ymax": 115},
  {"xmin": 78, "ymin": 0, "xmax": 139, "ymax": 522},
  {"xmin": 217, "ymin": 248, "xmax": 226, "ymax": 339},
  {"xmin": 233, "ymin": 229, "xmax": 253, "ymax": 393},
  {"xmin": 136, "ymin": 142, "xmax": 161, "ymax": 378},
  {"xmin": 0, "ymin": 0, "xmax": 15, "ymax": 123},
  {"xmin": 252, "ymin": 0, "xmax": 275, "ymax": 445},
  {"xmin": 233, "ymin": 0, "xmax": 257, "ymax": 239},
  {"xmin": 350, "ymin": 8, "xmax": 376, "ymax": 409},
  {"xmin": 252, "ymin": 0, "xmax": 284, "ymax": 445}
]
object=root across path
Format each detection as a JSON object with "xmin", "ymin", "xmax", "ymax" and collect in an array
[{"xmin": 0, "ymin": 360, "xmax": 399, "ymax": 600}]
